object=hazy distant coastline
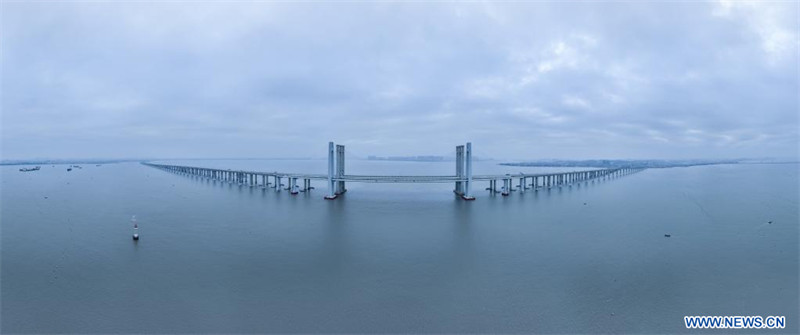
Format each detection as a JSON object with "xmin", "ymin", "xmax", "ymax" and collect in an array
[
  {"xmin": 4, "ymin": 157, "xmax": 795, "ymax": 168},
  {"xmin": 500, "ymin": 158, "xmax": 797, "ymax": 169},
  {"xmin": 0, "ymin": 159, "xmax": 138, "ymax": 166}
]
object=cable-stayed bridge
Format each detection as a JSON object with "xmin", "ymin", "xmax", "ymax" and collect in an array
[{"xmin": 143, "ymin": 142, "xmax": 643, "ymax": 200}]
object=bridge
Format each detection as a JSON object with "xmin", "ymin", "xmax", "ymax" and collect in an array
[{"xmin": 143, "ymin": 142, "xmax": 643, "ymax": 200}]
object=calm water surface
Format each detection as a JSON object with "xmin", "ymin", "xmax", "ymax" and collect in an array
[{"xmin": 1, "ymin": 161, "xmax": 797, "ymax": 333}]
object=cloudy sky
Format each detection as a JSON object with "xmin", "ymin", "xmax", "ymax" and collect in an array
[{"xmin": 2, "ymin": 1, "xmax": 797, "ymax": 160}]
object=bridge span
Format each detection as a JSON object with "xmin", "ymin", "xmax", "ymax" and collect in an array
[{"xmin": 143, "ymin": 142, "xmax": 643, "ymax": 200}]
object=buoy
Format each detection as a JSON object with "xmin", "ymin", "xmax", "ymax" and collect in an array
[{"xmin": 132, "ymin": 216, "xmax": 139, "ymax": 240}]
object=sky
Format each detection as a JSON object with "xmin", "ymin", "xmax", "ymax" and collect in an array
[{"xmin": 2, "ymin": 1, "xmax": 798, "ymax": 160}]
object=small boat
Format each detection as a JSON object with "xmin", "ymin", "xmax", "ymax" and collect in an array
[
  {"xmin": 67, "ymin": 168, "xmax": 72, "ymax": 172},
  {"xmin": 19, "ymin": 166, "xmax": 41, "ymax": 172},
  {"xmin": 132, "ymin": 216, "xmax": 139, "ymax": 240}
]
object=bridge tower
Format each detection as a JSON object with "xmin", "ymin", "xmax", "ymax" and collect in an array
[
  {"xmin": 454, "ymin": 142, "xmax": 475, "ymax": 200},
  {"xmin": 455, "ymin": 145, "xmax": 464, "ymax": 195},
  {"xmin": 336, "ymin": 144, "xmax": 346, "ymax": 195},
  {"xmin": 464, "ymin": 142, "xmax": 475, "ymax": 200},
  {"xmin": 325, "ymin": 142, "xmax": 337, "ymax": 199},
  {"xmin": 325, "ymin": 142, "xmax": 346, "ymax": 200}
]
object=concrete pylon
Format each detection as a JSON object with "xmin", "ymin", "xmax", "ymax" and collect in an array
[
  {"xmin": 336, "ymin": 144, "xmax": 346, "ymax": 194},
  {"xmin": 455, "ymin": 145, "xmax": 464, "ymax": 195},
  {"xmin": 325, "ymin": 141, "xmax": 337, "ymax": 199},
  {"xmin": 462, "ymin": 142, "xmax": 475, "ymax": 200}
]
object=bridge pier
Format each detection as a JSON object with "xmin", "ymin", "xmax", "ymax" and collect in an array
[{"xmin": 290, "ymin": 177, "xmax": 299, "ymax": 194}]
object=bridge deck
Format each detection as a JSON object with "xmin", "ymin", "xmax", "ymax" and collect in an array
[{"xmin": 143, "ymin": 163, "xmax": 612, "ymax": 183}]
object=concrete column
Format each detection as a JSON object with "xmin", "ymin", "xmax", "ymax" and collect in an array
[
  {"xmin": 455, "ymin": 145, "xmax": 464, "ymax": 195},
  {"xmin": 463, "ymin": 142, "xmax": 475, "ymax": 200},
  {"xmin": 336, "ymin": 144, "xmax": 346, "ymax": 194},
  {"xmin": 325, "ymin": 141, "xmax": 337, "ymax": 199}
]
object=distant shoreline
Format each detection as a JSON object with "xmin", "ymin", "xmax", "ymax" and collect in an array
[
  {"xmin": 0, "ymin": 159, "xmax": 138, "ymax": 166},
  {"xmin": 3, "ymin": 158, "xmax": 796, "ymax": 168},
  {"xmin": 499, "ymin": 159, "xmax": 798, "ymax": 169}
]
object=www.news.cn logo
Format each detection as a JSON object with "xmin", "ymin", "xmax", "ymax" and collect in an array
[{"xmin": 684, "ymin": 316, "xmax": 786, "ymax": 329}]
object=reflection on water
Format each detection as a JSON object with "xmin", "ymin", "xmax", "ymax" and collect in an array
[{"xmin": 1, "ymin": 161, "xmax": 797, "ymax": 333}]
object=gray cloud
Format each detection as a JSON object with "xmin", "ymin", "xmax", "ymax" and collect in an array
[{"xmin": 2, "ymin": 2, "xmax": 797, "ymax": 160}]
